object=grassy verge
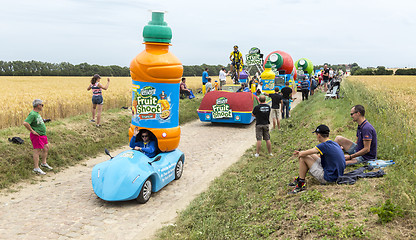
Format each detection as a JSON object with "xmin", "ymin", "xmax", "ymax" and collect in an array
[
  {"xmin": 0, "ymin": 94, "xmax": 202, "ymax": 189},
  {"xmin": 155, "ymin": 82, "xmax": 416, "ymax": 239}
]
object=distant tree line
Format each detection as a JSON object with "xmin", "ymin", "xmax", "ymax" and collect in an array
[
  {"xmin": 0, "ymin": 60, "xmax": 231, "ymax": 77},
  {"xmin": 0, "ymin": 60, "xmax": 130, "ymax": 76},
  {"xmin": 2, "ymin": 60, "xmax": 413, "ymax": 77},
  {"xmin": 351, "ymin": 65, "xmax": 393, "ymax": 75},
  {"xmin": 183, "ymin": 64, "xmax": 231, "ymax": 76},
  {"xmin": 395, "ymin": 68, "xmax": 416, "ymax": 75}
]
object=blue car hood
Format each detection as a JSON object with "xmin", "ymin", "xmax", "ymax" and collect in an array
[{"xmin": 91, "ymin": 150, "xmax": 152, "ymax": 201}]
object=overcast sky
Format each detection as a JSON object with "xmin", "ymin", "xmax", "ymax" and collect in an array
[{"xmin": 1, "ymin": 0, "xmax": 415, "ymax": 68}]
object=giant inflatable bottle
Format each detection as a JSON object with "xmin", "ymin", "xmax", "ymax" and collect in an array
[
  {"xmin": 129, "ymin": 11, "xmax": 183, "ymax": 152},
  {"xmin": 260, "ymin": 60, "xmax": 276, "ymax": 94}
]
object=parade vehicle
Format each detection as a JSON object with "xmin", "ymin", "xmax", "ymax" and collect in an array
[
  {"xmin": 263, "ymin": 50, "xmax": 296, "ymax": 90},
  {"xmin": 91, "ymin": 147, "xmax": 184, "ymax": 203},
  {"xmin": 197, "ymin": 91, "xmax": 260, "ymax": 124},
  {"xmin": 92, "ymin": 12, "xmax": 185, "ymax": 203},
  {"xmin": 295, "ymin": 58, "xmax": 314, "ymax": 92}
]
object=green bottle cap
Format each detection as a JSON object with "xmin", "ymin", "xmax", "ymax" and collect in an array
[
  {"xmin": 264, "ymin": 60, "xmax": 272, "ymax": 69},
  {"xmin": 143, "ymin": 11, "xmax": 172, "ymax": 43}
]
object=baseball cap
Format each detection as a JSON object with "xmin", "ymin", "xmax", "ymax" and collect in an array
[{"xmin": 312, "ymin": 124, "xmax": 330, "ymax": 134}]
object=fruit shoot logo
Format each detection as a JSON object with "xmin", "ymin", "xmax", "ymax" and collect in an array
[
  {"xmin": 132, "ymin": 86, "xmax": 170, "ymax": 120},
  {"xmin": 212, "ymin": 97, "xmax": 232, "ymax": 119}
]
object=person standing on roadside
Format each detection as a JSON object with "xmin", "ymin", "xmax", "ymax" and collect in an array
[
  {"xmin": 281, "ymin": 81, "xmax": 293, "ymax": 119},
  {"xmin": 87, "ymin": 74, "xmax": 110, "ymax": 127},
  {"xmin": 334, "ymin": 105, "xmax": 377, "ymax": 165},
  {"xmin": 300, "ymin": 76, "xmax": 310, "ymax": 101},
  {"xmin": 202, "ymin": 68, "xmax": 209, "ymax": 85},
  {"xmin": 322, "ymin": 65, "xmax": 329, "ymax": 92},
  {"xmin": 23, "ymin": 99, "xmax": 53, "ymax": 175},
  {"xmin": 264, "ymin": 87, "xmax": 283, "ymax": 130},
  {"xmin": 310, "ymin": 77, "xmax": 318, "ymax": 96},
  {"xmin": 252, "ymin": 95, "xmax": 273, "ymax": 157},
  {"xmin": 219, "ymin": 67, "xmax": 227, "ymax": 90}
]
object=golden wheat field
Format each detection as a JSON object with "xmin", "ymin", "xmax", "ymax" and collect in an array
[
  {"xmin": 0, "ymin": 75, "xmax": 232, "ymax": 129},
  {"xmin": 0, "ymin": 76, "xmax": 131, "ymax": 129},
  {"xmin": 348, "ymin": 75, "xmax": 416, "ymax": 112}
]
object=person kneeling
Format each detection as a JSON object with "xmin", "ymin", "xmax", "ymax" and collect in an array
[
  {"xmin": 130, "ymin": 128, "xmax": 157, "ymax": 158},
  {"xmin": 289, "ymin": 125, "xmax": 345, "ymax": 194}
]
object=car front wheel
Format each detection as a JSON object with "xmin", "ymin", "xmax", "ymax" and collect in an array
[{"xmin": 137, "ymin": 178, "xmax": 152, "ymax": 204}]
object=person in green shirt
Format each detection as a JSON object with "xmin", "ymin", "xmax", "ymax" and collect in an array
[{"xmin": 23, "ymin": 99, "xmax": 53, "ymax": 175}]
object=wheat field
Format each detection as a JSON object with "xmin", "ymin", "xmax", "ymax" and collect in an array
[
  {"xmin": 0, "ymin": 76, "xmax": 131, "ymax": 129},
  {"xmin": 0, "ymin": 75, "xmax": 234, "ymax": 129},
  {"xmin": 348, "ymin": 75, "xmax": 416, "ymax": 113}
]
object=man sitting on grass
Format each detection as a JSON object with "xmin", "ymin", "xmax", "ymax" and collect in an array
[{"xmin": 289, "ymin": 124, "xmax": 345, "ymax": 194}]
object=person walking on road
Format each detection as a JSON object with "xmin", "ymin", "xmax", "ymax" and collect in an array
[
  {"xmin": 23, "ymin": 99, "xmax": 53, "ymax": 175},
  {"xmin": 252, "ymin": 95, "xmax": 273, "ymax": 157},
  {"xmin": 281, "ymin": 81, "xmax": 293, "ymax": 119},
  {"xmin": 300, "ymin": 76, "xmax": 310, "ymax": 101},
  {"xmin": 264, "ymin": 87, "xmax": 283, "ymax": 130}
]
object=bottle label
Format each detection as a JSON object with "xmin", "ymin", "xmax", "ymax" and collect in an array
[
  {"xmin": 262, "ymin": 79, "xmax": 275, "ymax": 91},
  {"xmin": 131, "ymin": 80, "xmax": 179, "ymax": 128}
]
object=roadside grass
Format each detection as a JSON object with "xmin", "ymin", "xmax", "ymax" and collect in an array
[
  {"xmin": 156, "ymin": 81, "xmax": 416, "ymax": 239},
  {"xmin": 0, "ymin": 95, "xmax": 202, "ymax": 189}
]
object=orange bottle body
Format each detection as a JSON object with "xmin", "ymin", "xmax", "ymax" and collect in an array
[{"xmin": 129, "ymin": 42, "xmax": 183, "ymax": 152}]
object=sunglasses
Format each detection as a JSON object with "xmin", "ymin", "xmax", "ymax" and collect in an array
[
  {"xmin": 350, "ymin": 112, "xmax": 357, "ymax": 116},
  {"xmin": 141, "ymin": 135, "xmax": 148, "ymax": 138}
]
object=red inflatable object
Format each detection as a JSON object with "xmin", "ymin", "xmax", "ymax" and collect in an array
[
  {"xmin": 198, "ymin": 91, "xmax": 258, "ymax": 112},
  {"xmin": 264, "ymin": 50, "xmax": 294, "ymax": 75}
]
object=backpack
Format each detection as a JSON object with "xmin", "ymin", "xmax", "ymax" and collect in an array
[
  {"xmin": 8, "ymin": 137, "xmax": 24, "ymax": 144},
  {"xmin": 311, "ymin": 79, "xmax": 317, "ymax": 89}
]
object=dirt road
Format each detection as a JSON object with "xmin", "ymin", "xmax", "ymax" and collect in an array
[{"xmin": 0, "ymin": 93, "xmax": 301, "ymax": 240}]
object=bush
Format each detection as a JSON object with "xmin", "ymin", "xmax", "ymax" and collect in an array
[
  {"xmin": 395, "ymin": 68, "xmax": 416, "ymax": 75},
  {"xmin": 370, "ymin": 199, "xmax": 404, "ymax": 224}
]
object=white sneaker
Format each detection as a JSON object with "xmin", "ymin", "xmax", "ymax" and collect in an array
[
  {"xmin": 254, "ymin": 153, "xmax": 259, "ymax": 158},
  {"xmin": 40, "ymin": 163, "xmax": 53, "ymax": 170},
  {"xmin": 33, "ymin": 168, "xmax": 46, "ymax": 175}
]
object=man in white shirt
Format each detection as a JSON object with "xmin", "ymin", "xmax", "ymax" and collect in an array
[{"xmin": 219, "ymin": 67, "xmax": 227, "ymax": 90}]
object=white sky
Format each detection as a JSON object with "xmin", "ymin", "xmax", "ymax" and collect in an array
[{"xmin": 1, "ymin": 0, "xmax": 415, "ymax": 68}]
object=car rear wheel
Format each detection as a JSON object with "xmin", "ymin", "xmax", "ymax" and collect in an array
[
  {"xmin": 137, "ymin": 178, "xmax": 152, "ymax": 204},
  {"xmin": 174, "ymin": 155, "xmax": 184, "ymax": 180}
]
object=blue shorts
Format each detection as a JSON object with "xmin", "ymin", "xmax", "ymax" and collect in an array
[
  {"xmin": 92, "ymin": 95, "xmax": 103, "ymax": 105},
  {"xmin": 345, "ymin": 143, "xmax": 366, "ymax": 164}
]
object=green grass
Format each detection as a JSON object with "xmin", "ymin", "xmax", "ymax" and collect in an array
[
  {"xmin": 0, "ymin": 95, "xmax": 202, "ymax": 189},
  {"xmin": 155, "ymin": 82, "xmax": 416, "ymax": 239}
]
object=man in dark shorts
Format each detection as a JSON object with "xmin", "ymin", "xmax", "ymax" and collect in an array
[
  {"xmin": 289, "ymin": 125, "xmax": 345, "ymax": 194},
  {"xmin": 335, "ymin": 105, "xmax": 377, "ymax": 165},
  {"xmin": 322, "ymin": 64, "xmax": 329, "ymax": 92},
  {"xmin": 280, "ymin": 81, "xmax": 293, "ymax": 119},
  {"xmin": 265, "ymin": 87, "xmax": 283, "ymax": 130},
  {"xmin": 252, "ymin": 95, "xmax": 272, "ymax": 157}
]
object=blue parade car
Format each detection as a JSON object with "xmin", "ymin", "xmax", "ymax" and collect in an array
[{"xmin": 91, "ymin": 148, "xmax": 184, "ymax": 203}]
